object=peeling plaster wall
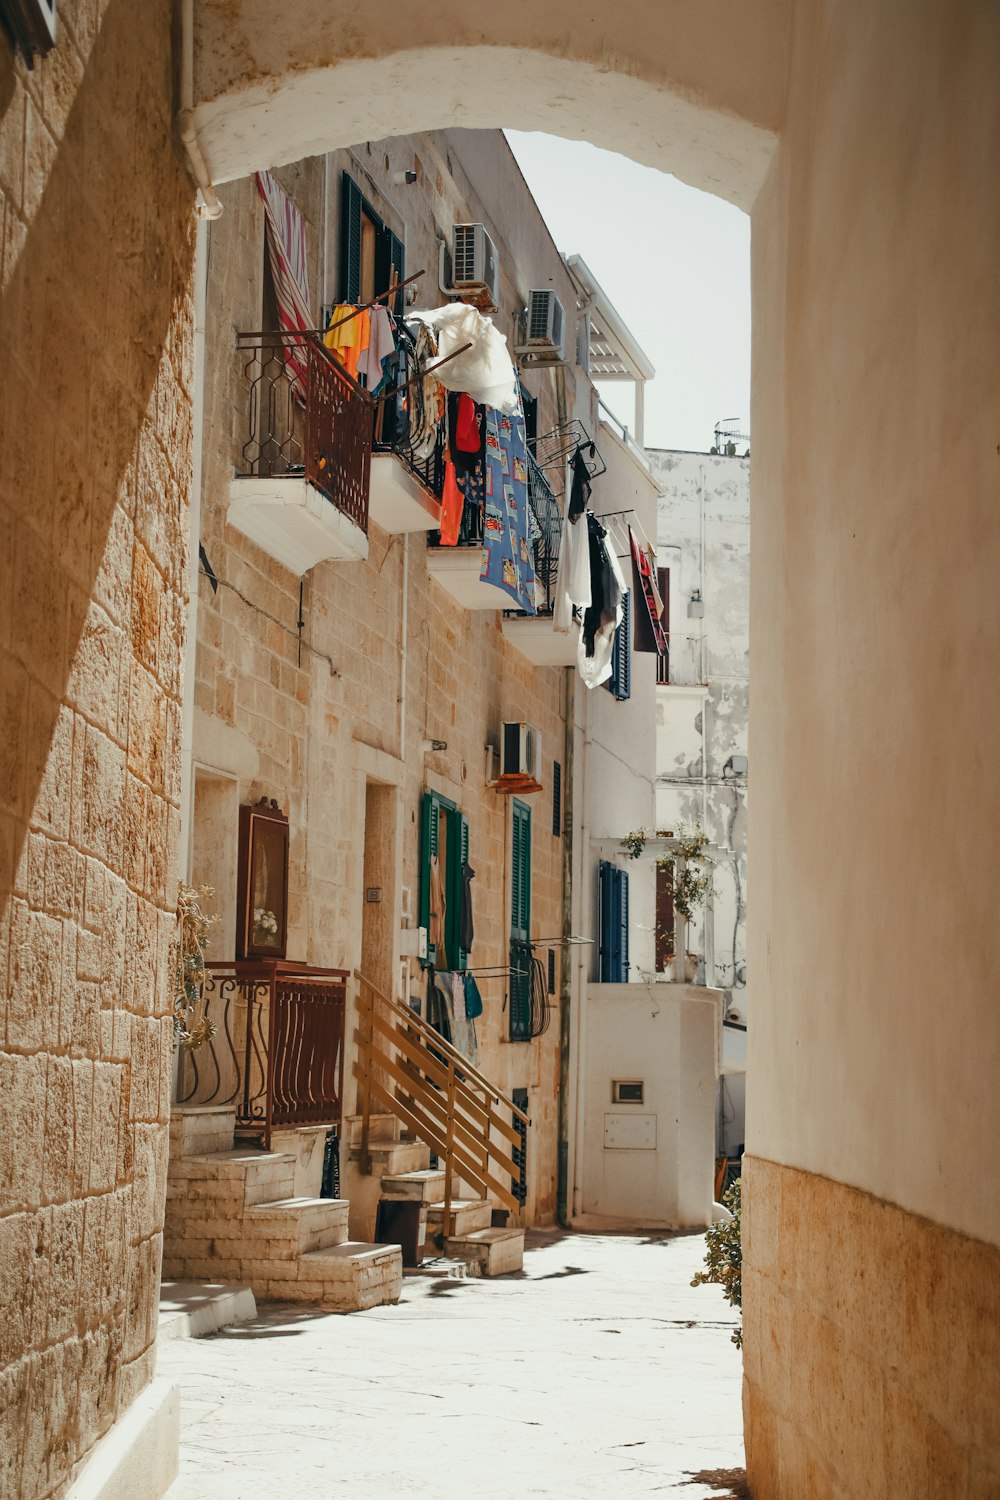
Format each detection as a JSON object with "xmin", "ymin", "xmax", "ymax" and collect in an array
[{"xmin": 648, "ymin": 450, "xmax": 749, "ymax": 1152}]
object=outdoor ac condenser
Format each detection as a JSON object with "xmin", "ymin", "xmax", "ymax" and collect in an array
[
  {"xmin": 500, "ymin": 721, "xmax": 543, "ymax": 785},
  {"xmin": 519, "ymin": 289, "xmax": 566, "ymax": 359},
  {"xmin": 451, "ymin": 223, "xmax": 500, "ymax": 306}
]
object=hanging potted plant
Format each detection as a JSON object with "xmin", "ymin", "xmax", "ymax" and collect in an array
[{"xmin": 658, "ymin": 826, "xmax": 710, "ymax": 982}]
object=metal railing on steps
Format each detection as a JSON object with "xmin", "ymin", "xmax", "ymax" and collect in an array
[{"xmin": 353, "ymin": 970, "xmax": 529, "ymax": 1237}]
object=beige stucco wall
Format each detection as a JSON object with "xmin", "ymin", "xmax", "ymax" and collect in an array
[{"xmin": 0, "ymin": 3, "xmax": 194, "ymax": 1496}]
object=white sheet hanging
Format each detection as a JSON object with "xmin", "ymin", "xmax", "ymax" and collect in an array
[{"xmin": 408, "ymin": 303, "xmax": 517, "ymax": 412}]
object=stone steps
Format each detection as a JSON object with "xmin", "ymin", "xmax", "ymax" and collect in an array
[
  {"xmin": 379, "ymin": 1168, "xmax": 447, "ymax": 1202},
  {"xmin": 342, "ymin": 1112, "xmax": 402, "ymax": 1146},
  {"xmin": 445, "ymin": 1226, "xmax": 525, "ymax": 1277},
  {"xmin": 426, "ymin": 1198, "xmax": 493, "ymax": 1238},
  {"xmin": 165, "ymin": 1107, "xmax": 401, "ymax": 1314},
  {"xmin": 351, "ymin": 1140, "xmax": 431, "ymax": 1175}
]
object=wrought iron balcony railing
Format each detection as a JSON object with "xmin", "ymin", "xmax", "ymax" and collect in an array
[
  {"xmin": 177, "ymin": 959, "xmax": 348, "ymax": 1149},
  {"xmin": 235, "ymin": 332, "xmax": 372, "ymax": 535},
  {"xmin": 372, "ymin": 331, "xmax": 447, "ymax": 501}
]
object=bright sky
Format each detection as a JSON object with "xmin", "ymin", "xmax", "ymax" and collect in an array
[{"xmin": 504, "ymin": 132, "xmax": 751, "ymax": 455}]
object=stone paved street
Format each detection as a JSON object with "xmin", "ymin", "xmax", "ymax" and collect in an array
[{"xmin": 159, "ymin": 1229, "xmax": 745, "ymax": 1499}]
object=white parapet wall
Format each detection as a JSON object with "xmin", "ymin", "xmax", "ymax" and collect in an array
[{"xmin": 576, "ymin": 981, "xmax": 721, "ymax": 1230}]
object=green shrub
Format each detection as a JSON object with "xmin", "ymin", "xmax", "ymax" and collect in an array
[{"xmin": 691, "ymin": 1176, "xmax": 742, "ymax": 1348}]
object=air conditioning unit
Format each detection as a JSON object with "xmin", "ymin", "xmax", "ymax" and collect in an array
[
  {"xmin": 451, "ymin": 223, "xmax": 500, "ymax": 307},
  {"xmin": 495, "ymin": 721, "xmax": 543, "ymax": 793},
  {"xmin": 519, "ymin": 289, "xmax": 565, "ymax": 359}
]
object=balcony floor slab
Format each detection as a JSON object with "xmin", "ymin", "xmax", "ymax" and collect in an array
[{"xmin": 228, "ymin": 475, "xmax": 368, "ymax": 575}]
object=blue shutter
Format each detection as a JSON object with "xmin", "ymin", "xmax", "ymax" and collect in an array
[
  {"xmin": 599, "ymin": 860, "xmax": 630, "ymax": 982},
  {"xmin": 605, "ymin": 592, "xmax": 632, "ymax": 701}
]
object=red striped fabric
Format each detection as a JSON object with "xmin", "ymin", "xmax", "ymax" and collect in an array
[{"xmin": 256, "ymin": 170, "xmax": 313, "ymax": 403}]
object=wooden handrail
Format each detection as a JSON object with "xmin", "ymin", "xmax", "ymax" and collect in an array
[
  {"xmin": 354, "ymin": 970, "xmax": 529, "ymax": 1123},
  {"xmin": 354, "ymin": 969, "xmax": 529, "ymax": 1233}
]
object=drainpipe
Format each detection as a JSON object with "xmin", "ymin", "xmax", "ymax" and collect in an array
[
  {"xmin": 178, "ymin": 215, "xmax": 210, "ymax": 882},
  {"xmin": 398, "ymin": 535, "xmax": 409, "ymax": 763},
  {"xmin": 178, "ymin": 0, "xmax": 223, "ymax": 220},
  {"xmin": 556, "ymin": 664, "xmax": 574, "ymax": 1227},
  {"xmin": 571, "ymin": 678, "xmax": 591, "ymax": 1220}
]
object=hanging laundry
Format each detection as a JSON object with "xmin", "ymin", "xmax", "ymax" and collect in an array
[
  {"xmin": 323, "ymin": 303, "xmax": 370, "ymax": 380},
  {"xmin": 463, "ymin": 972, "xmax": 484, "ymax": 1021},
  {"xmin": 428, "ymin": 854, "xmax": 447, "ymax": 966},
  {"xmin": 568, "ymin": 445, "xmax": 593, "ymax": 520},
  {"xmin": 408, "ymin": 304, "xmax": 518, "ymax": 412},
  {"xmin": 409, "ymin": 321, "xmax": 446, "ymax": 460},
  {"xmin": 432, "ymin": 970, "xmax": 479, "ymax": 1065},
  {"xmin": 459, "ymin": 861, "xmax": 475, "ymax": 953},
  {"xmin": 480, "ymin": 401, "xmax": 537, "ymax": 614},
  {"xmin": 357, "ymin": 304, "xmax": 396, "ymax": 390},
  {"xmin": 439, "ymin": 460, "xmax": 464, "ymax": 546},
  {"xmin": 257, "ymin": 171, "xmax": 313, "ymax": 403},
  {"xmin": 629, "ymin": 526, "xmax": 668, "ymax": 654},
  {"xmin": 553, "ymin": 504, "xmax": 592, "ymax": 632},
  {"xmin": 454, "ymin": 393, "xmax": 482, "ymax": 453},
  {"xmin": 578, "ymin": 515, "xmax": 627, "ymax": 689}
]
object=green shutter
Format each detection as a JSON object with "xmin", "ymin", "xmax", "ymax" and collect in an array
[
  {"xmin": 340, "ymin": 172, "xmax": 363, "ymax": 304},
  {"xmin": 419, "ymin": 792, "xmax": 439, "ymax": 968}
]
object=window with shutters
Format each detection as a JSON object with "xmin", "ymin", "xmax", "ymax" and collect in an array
[
  {"xmin": 340, "ymin": 172, "xmax": 406, "ymax": 317},
  {"xmin": 418, "ymin": 790, "xmax": 470, "ymax": 971},
  {"xmin": 656, "ymin": 567, "xmax": 671, "ymax": 684},
  {"xmin": 605, "ymin": 592, "xmax": 632, "ymax": 700},
  {"xmin": 598, "ymin": 859, "xmax": 630, "ymax": 982},
  {"xmin": 551, "ymin": 760, "xmax": 562, "ymax": 837},
  {"xmin": 509, "ymin": 800, "xmax": 533, "ymax": 1041}
]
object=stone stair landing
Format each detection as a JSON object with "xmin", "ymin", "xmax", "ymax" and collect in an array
[{"xmin": 165, "ymin": 1106, "xmax": 401, "ymax": 1313}]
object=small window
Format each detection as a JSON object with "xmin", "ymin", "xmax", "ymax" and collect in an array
[
  {"xmin": 612, "ymin": 1080, "xmax": 645, "ymax": 1105},
  {"xmin": 340, "ymin": 172, "xmax": 406, "ymax": 316}
]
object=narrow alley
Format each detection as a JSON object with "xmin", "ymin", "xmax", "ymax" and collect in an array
[{"xmin": 158, "ymin": 1231, "xmax": 744, "ymax": 1500}]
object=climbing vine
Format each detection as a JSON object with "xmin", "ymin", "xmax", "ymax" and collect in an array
[{"xmin": 172, "ymin": 883, "xmax": 219, "ymax": 1051}]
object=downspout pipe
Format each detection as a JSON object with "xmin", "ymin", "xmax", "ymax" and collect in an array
[
  {"xmin": 556, "ymin": 664, "xmax": 574, "ymax": 1227},
  {"xmin": 178, "ymin": 216, "xmax": 209, "ymax": 881},
  {"xmin": 179, "ymin": 0, "xmax": 223, "ymax": 220}
]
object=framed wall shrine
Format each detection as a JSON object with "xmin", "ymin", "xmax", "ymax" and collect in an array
[{"xmin": 237, "ymin": 798, "xmax": 290, "ymax": 959}]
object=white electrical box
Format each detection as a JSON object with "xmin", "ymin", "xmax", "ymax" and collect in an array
[{"xmin": 603, "ymin": 1113, "xmax": 657, "ymax": 1150}]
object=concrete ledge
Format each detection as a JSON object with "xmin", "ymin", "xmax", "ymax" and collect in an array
[
  {"xmin": 159, "ymin": 1281, "xmax": 257, "ymax": 1340},
  {"xmin": 66, "ymin": 1378, "xmax": 179, "ymax": 1500}
]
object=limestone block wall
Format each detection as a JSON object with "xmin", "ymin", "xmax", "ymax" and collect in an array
[
  {"xmin": 188, "ymin": 133, "xmax": 577, "ymax": 1225},
  {"xmin": 0, "ymin": 3, "xmax": 193, "ymax": 1496}
]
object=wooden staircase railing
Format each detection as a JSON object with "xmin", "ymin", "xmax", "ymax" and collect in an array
[{"xmin": 353, "ymin": 970, "xmax": 529, "ymax": 1236}]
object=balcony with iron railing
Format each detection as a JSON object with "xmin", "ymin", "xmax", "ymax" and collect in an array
[
  {"xmin": 177, "ymin": 959, "xmax": 348, "ymax": 1150},
  {"xmin": 227, "ymin": 328, "xmax": 450, "ymax": 575}
]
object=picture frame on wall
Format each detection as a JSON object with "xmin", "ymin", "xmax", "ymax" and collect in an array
[{"xmin": 236, "ymin": 798, "xmax": 290, "ymax": 959}]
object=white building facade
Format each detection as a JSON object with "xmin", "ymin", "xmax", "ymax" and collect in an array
[{"xmin": 647, "ymin": 448, "xmax": 750, "ymax": 1159}]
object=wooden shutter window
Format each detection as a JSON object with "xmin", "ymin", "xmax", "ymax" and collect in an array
[
  {"xmin": 656, "ymin": 567, "xmax": 670, "ymax": 684},
  {"xmin": 375, "ymin": 225, "xmax": 406, "ymax": 316},
  {"xmin": 606, "ymin": 592, "xmax": 632, "ymax": 701},
  {"xmin": 509, "ymin": 800, "xmax": 532, "ymax": 1040},
  {"xmin": 446, "ymin": 810, "xmax": 471, "ymax": 972},
  {"xmin": 552, "ymin": 760, "xmax": 562, "ymax": 837},
  {"xmin": 599, "ymin": 860, "xmax": 630, "ymax": 982},
  {"xmin": 340, "ymin": 172, "xmax": 364, "ymax": 305}
]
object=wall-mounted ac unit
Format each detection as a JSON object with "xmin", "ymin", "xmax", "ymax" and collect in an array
[
  {"xmin": 517, "ymin": 289, "xmax": 565, "ymax": 360},
  {"xmin": 494, "ymin": 721, "xmax": 543, "ymax": 793},
  {"xmin": 451, "ymin": 223, "xmax": 500, "ymax": 307}
]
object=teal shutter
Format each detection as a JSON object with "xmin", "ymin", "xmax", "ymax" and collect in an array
[
  {"xmin": 509, "ymin": 801, "xmax": 532, "ymax": 1040},
  {"xmin": 340, "ymin": 172, "xmax": 363, "ymax": 303},
  {"xmin": 419, "ymin": 792, "xmax": 440, "ymax": 968},
  {"xmin": 447, "ymin": 812, "xmax": 470, "ymax": 972}
]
